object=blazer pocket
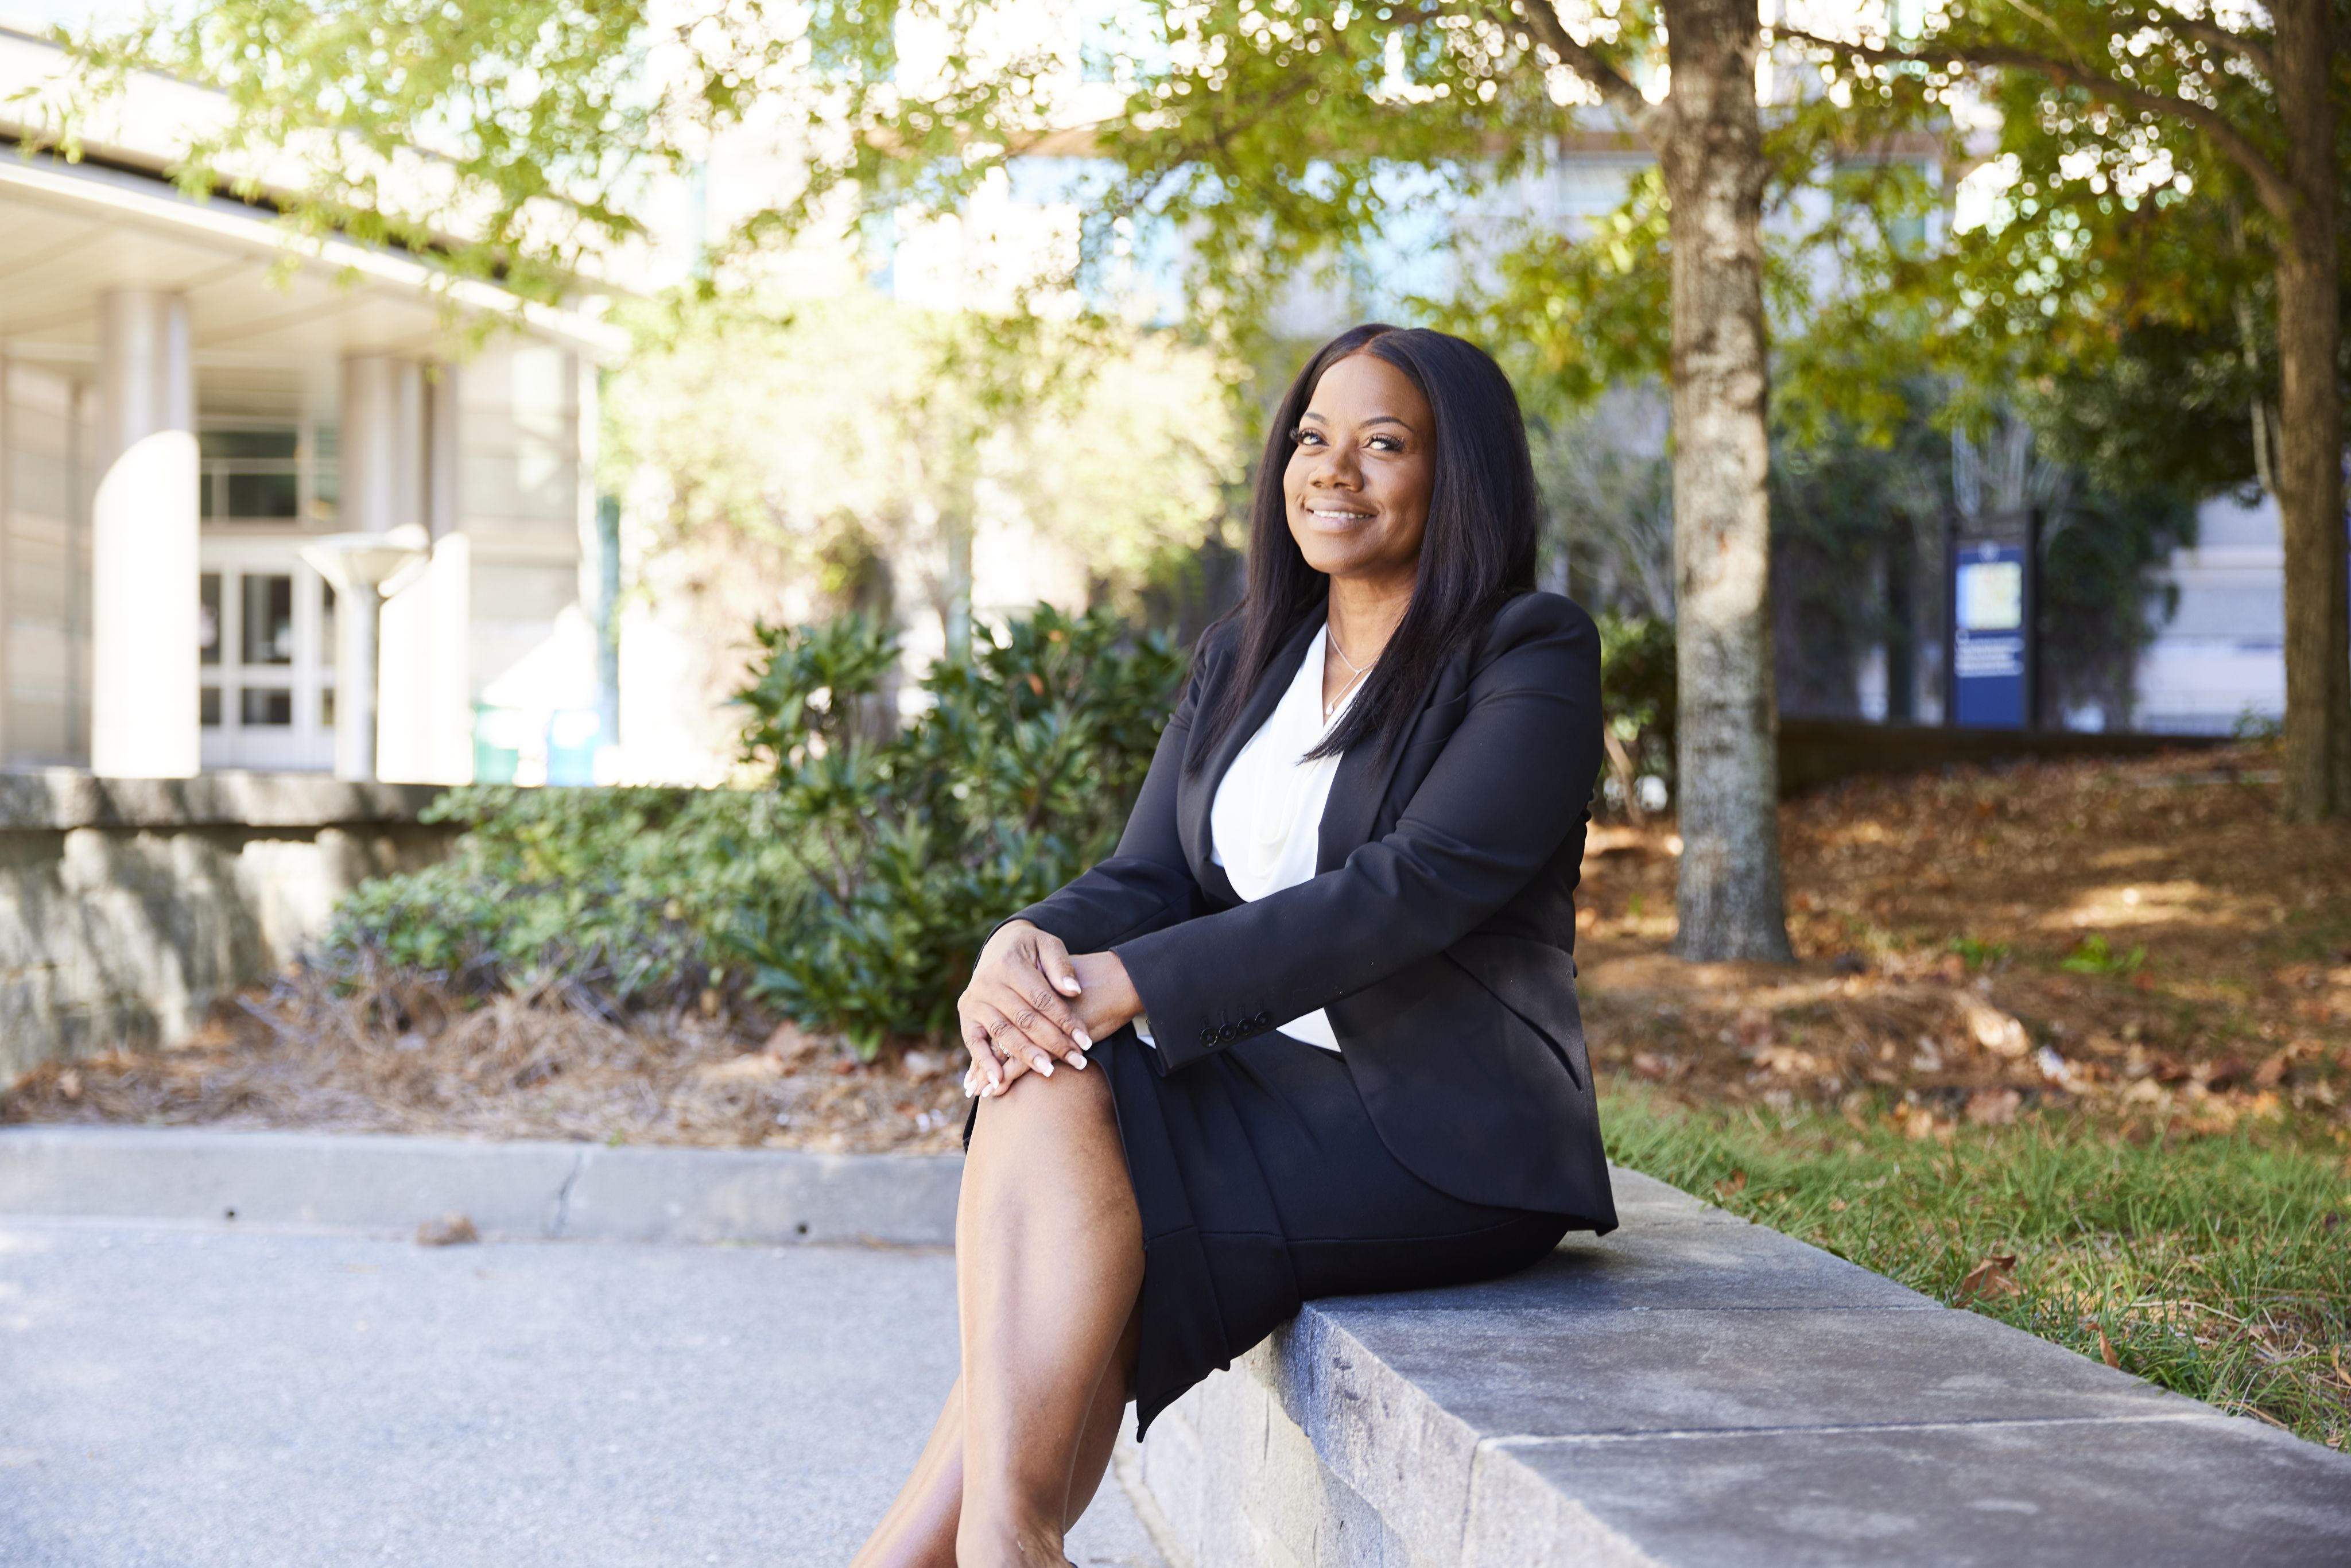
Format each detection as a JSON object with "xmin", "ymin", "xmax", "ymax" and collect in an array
[{"xmin": 1441, "ymin": 937, "xmax": 1589, "ymax": 1092}]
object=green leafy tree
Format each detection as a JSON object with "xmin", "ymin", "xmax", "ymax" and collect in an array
[
  {"xmin": 604, "ymin": 290, "xmax": 1231, "ymax": 755},
  {"xmin": 1789, "ymin": 1, "xmax": 2350, "ymax": 820}
]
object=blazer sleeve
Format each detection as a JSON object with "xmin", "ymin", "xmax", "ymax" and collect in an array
[
  {"xmin": 1111, "ymin": 595, "xmax": 1602, "ymax": 1073},
  {"xmin": 995, "ymin": 640, "xmax": 1214, "ymax": 954}
]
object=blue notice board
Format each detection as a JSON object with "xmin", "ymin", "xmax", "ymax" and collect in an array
[{"xmin": 1952, "ymin": 538, "xmax": 2028, "ymax": 728}]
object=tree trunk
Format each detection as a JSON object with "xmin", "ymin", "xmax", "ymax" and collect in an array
[
  {"xmin": 1658, "ymin": 0, "xmax": 1793, "ymax": 960},
  {"xmin": 2271, "ymin": 0, "xmax": 2349, "ymax": 821}
]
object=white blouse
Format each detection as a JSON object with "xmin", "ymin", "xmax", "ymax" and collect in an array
[
  {"xmin": 1131, "ymin": 626, "xmax": 1358, "ymax": 1054},
  {"xmin": 1203, "ymin": 626, "xmax": 1360, "ymax": 1050}
]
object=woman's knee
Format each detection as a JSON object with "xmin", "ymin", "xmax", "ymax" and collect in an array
[{"xmin": 986, "ymin": 1054, "xmax": 1115, "ymax": 1124}]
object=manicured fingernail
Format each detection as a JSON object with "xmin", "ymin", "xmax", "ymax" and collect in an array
[
  {"xmin": 1072, "ymin": 1027, "xmax": 1091, "ymax": 1049},
  {"xmin": 1032, "ymin": 1056, "xmax": 1054, "ymax": 1076},
  {"xmin": 1058, "ymin": 974, "xmax": 1081, "ymax": 992},
  {"xmin": 1068, "ymin": 1052, "xmax": 1089, "ymax": 1069}
]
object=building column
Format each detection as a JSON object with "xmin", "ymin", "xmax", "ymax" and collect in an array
[
  {"xmin": 335, "ymin": 355, "xmax": 424, "ymax": 782},
  {"xmin": 378, "ymin": 362, "xmax": 471, "ymax": 783},
  {"xmin": 90, "ymin": 290, "xmax": 198, "ymax": 778}
]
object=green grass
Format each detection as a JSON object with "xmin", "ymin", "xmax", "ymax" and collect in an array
[{"xmin": 1602, "ymin": 1078, "xmax": 2351, "ymax": 1449}]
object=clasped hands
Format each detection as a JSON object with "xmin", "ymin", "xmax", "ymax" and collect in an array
[{"xmin": 957, "ymin": 920, "xmax": 1142, "ymax": 1098}]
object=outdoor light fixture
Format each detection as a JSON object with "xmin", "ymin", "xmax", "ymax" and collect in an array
[{"xmin": 300, "ymin": 523, "xmax": 430, "ymax": 782}]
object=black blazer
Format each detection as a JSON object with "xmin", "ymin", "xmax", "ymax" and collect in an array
[{"xmin": 1008, "ymin": 589, "xmax": 1615, "ymax": 1227}]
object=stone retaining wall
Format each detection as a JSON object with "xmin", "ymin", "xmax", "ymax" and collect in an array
[{"xmin": 0, "ymin": 771, "xmax": 454, "ymax": 1081}]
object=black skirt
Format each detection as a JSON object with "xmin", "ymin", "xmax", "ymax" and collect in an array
[{"xmin": 964, "ymin": 1025, "xmax": 1575, "ymax": 1438}]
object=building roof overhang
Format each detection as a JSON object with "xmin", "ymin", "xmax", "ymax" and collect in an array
[{"xmin": 0, "ymin": 139, "xmax": 628, "ymax": 371}]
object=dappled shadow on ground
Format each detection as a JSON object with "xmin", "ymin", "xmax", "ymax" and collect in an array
[{"xmin": 1576, "ymin": 743, "xmax": 2351, "ymax": 1143}]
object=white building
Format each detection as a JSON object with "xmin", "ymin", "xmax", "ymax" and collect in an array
[
  {"xmin": 0, "ymin": 25, "xmax": 620, "ymax": 785},
  {"xmin": 2135, "ymin": 494, "xmax": 2289, "ymax": 735}
]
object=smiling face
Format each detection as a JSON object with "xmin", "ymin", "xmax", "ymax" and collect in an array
[{"xmin": 1283, "ymin": 350, "xmax": 1436, "ymax": 591}]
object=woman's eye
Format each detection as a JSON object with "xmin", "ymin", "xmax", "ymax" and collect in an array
[
  {"xmin": 1292, "ymin": 428, "xmax": 1323, "ymax": 447},
  {"xmin": 1368, "ymin": 435, "xmax": 1401, "ymax": 451}
]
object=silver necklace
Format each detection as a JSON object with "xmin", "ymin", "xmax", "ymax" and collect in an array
[{"xmin": 1322, "ymin": 626, "xmax": 1372, "ymax": 723}]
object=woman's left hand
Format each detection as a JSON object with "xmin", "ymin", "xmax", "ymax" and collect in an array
[{"xmin": 965, "ymin": 949, "xmax": 1144, "ymax": 1097}]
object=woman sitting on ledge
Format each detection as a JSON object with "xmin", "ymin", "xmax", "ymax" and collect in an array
[{"xmin": 852, "ymin": 324, "xmax": 1615, "ymax": 1568}]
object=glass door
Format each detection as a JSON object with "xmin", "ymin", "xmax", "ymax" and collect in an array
[{"xmin": 197, "ymin": 541, "xmax": 335, "ymax": 772}]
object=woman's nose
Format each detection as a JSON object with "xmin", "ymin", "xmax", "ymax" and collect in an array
[{"xmin": 1311, "ymin": 447, "xmax": 1363, "ymax": 488}]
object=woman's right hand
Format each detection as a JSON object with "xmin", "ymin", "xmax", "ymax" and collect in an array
[{"xmin": 957, "ymin": 920, "xmax": 1091, "ymax": 1097}]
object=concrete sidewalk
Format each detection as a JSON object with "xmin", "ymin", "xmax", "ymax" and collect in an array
[
  {"xmin": 0, "ymin": 1215, "xmax": 1165, "ymax": 1567},
  {"xmin": 9, "ymin": 1124, "xmax": 2349, "ymax": 1566}
]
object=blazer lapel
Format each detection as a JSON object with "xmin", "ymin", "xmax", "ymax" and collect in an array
[
  {"xmin": 1181, "ymin": 613, "xmax": 1323, "ymax": 890},
  {"xmin": 1315, "ymin": 634, "xmax": 1475, "ymax": 874}
]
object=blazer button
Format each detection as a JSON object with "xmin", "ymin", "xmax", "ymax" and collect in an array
[
  {"xmin": 1253, "ymin": 1010, "xmax": 1273, "ymax": 1027},
  {"xmin": 1199, "ymin": 1027, "xmax": 1218, "ymax": 1047},
  {"xmin": 1217, "ymin": 1023, "xmax": 1238, "ymax": 1043}
]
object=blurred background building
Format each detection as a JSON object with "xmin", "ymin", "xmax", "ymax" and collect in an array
[
  {"xmin": 0, "ymin": 2, "xmax": 2295, "ymax": 792},
  {"xmin": 0, "ymin": 21, "xmax": 619, "ymax": 787}
]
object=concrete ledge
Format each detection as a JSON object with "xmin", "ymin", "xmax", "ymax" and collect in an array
[
  {"xmin": 0, "ymin": 772, "xmax": 460, "ymax": 1077},
  {"xmin": 0, "ymin": 768, "xmax": 445, "ymax": 830},
  {"xmin": 1135, "ymin": 1169, "xmax": 2351, "ymax": 1567},
  {"xmin": 0, "ymin": 1126, "xmax": 962, "ymax": 1247}
]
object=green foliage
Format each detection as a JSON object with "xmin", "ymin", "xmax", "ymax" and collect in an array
[
  {"xmin": 38, "ymin": 1, "xmax": 758, "ymax": 311},
  {"xmin": 1767, "ymin": 390, "xmax": 1950, "ymax": 719},
  {"xmin": 1604, "ymin": 1081, "xmax": 2351, "ymax": 1446},
  {"xmin": 1947, "ymin": 936, "xmax": 2012, "ymax": 971},
  {"xmin": 320, "ymin": 604, "xmax": 1181, "ymax": 1053},
  {"xmin": 2033, "ymin": 480, "xmax": 2198, "ymax": 725},
  {"xmin": 2061, "ymin": 934, "xmax": 2148, "ymax": 979},
  {"xmin": 320, "ymin": 785, "xmax": 803, "ymax": 1004},
  {"xmin": 52, "ymin": 1, "xmax": 1937, "ymax": 418},
  {"xmin": 736, "ymin": 603, "xmax": 1186, "ymax": 1056},
  {"xmin": 1763, "ymin": 386, "xmax": 2195, "ymax": 728},
  {"xmin": 1597, "ymin": 612, "xmax": 1676, "ymax": 802},
  {"xmin": 1802, "ymin": 2, "xmax": 2351, "ymax": 491},
  {"xmin": 601, "ymin": 293, "xmax": 1239, "ymax": 660}
]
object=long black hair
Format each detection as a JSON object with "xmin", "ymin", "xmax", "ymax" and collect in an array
[{"xmin": 1190, "ymin": 323, "xmax": 1541, "ymax": 769}]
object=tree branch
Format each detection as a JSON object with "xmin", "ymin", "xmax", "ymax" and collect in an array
[
  {"xmin": 2137, "ymin": 2, "xmax": 2275, "ymax": 81},
  {"xmin": 1496, "ymin": 0, "xmax": 1667, "ymax": 143},
  {"xmin": 1775, "ymin": 25, "xmax": 2296, "ymax": 227}
]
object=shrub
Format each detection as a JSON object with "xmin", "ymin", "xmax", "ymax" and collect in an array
[
  {"xmin": 734, "ymin": 603, "xmax": 1185, "ymax": 1055},
  {"xmin": 319, "ymin": 784, "xmax": 804, "ymax": 1007},
  {"xmin": 321, "ymin": 603, "xmax": 1184, "ymax": 1054}
]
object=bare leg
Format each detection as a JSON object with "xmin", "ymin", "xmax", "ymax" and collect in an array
[
  {"xmin": 851, "ymin": 1065, "xmax": 1143, "ymax": 1567},
  {"xmin": 956, "ymin": 1062, "xmax": 1144, "ymax": 1566},
  {"xmin": 1062, "ymin": 1301, "xmax": 1143, "ymax": 1526},
  {"xmin": 849, "ymin": 1298, "xmax": 1138, "ymax": 1568}
]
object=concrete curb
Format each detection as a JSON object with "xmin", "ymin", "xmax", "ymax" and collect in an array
[{"xmin": 0, "ymin": 1125, "xmax": 963, "ymax": 1247}]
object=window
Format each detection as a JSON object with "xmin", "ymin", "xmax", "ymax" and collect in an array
[
  {"xmin": 240, "ymin": 688, "xmax": 293, "ymax": 726},
  {"xmin": 199, "ymin": 429, "xmax": 302, "ymax": 521},
  {"xmin": 200, "ymin": 574, "xmax": 221, "ymax": 666},
  {"xmin": 240, "ymin": 574, "xmax": 294, "ymax": 664}
]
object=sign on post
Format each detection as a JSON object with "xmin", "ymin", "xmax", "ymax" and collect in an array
[{"xmin": 1947, "ymin": 511, "xmax": 2038, "ymax": 730}]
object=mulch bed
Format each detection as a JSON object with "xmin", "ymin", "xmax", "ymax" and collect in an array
[
  {"xmin": 1576, "ymin": 743, "xmax": 2351, "ymax": 1143},
  {"xmin": 3, "ymin": 972, "xmax": 971, "ymax": 1155},
  {"xmin": 7, "ymin": 742, "xmax": 2346, "ymax": 1152}
]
